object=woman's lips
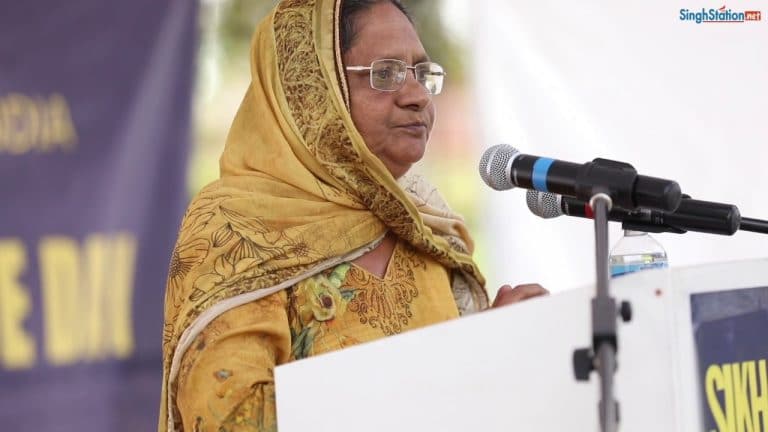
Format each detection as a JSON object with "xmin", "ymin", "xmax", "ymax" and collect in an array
[{"xmin": 395, "ymin": 123, "xmax": 427, "ymax": 135}]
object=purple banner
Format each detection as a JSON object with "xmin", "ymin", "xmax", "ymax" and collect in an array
[{"xmin": 0, "ymin": 1, "xmax": 198, "ymax": 430}]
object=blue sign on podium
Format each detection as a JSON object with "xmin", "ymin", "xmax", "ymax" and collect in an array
[{"xmin": 691, "ymin": 286, "xmax": 768, "ymax": 432}]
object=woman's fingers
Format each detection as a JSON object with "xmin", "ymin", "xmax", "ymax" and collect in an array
[{"xmin": 492, "ymin": 283, "xmax": 549, "ymax": 308}]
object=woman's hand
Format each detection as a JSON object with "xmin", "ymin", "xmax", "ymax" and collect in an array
[{"xmin": 491, "ymin": 284, "xmax": 549, "ymax": 308}]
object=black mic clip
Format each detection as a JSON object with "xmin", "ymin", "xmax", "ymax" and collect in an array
[
  {"xmin": 574, "ymin": 158, "xmax": 637, "ymax": 208},
  {"xmin": 575, "ymin": 158, "xmax": 681, "ymax": 213},
  {"xmin": 621, "ymin": 194, "xmax": 688, "ymax": 234},
  {"xmin": 621, "ymin": 217, "xmax": 687, "ymax": 235}
]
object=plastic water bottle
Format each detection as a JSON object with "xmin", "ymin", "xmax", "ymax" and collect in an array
[{"xmin": 609, "ymin": 230, "xmax": 669, "ymax": 278}]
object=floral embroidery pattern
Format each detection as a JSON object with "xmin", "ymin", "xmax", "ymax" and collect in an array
[
  {"xmin": 287, "ymin": 242, "xmax": 431, "ymax": 360},
  {"xmin": 345, "ymin": 243, "xmax": 424, "ymax": 335},
  {"xmin": 288, "ymin": 263, "xmax": 355, "ymax": 359},
  {"xmin": 167, "ymin": 198, "xmax": 218, "ymax": 305},
  {"xmin": 185, "ymin": 206, "xmax": 319, "ymax": 309},
  {"xmin": 217, "ymin": 382, "xmax": 277, "ymax": 432},
  {"xmin": 164, "ymin": 195, "xmax": 225, "ymax": 345}
]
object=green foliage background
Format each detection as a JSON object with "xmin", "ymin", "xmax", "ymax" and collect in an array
[{"xmin": 205, "ymin": 0, "xmax": 464, "ymax": 82}]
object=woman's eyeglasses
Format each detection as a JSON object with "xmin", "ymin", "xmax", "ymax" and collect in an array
[{"xmin": 346, "ymin": 59, "xmax": 446, "ymax": 95}]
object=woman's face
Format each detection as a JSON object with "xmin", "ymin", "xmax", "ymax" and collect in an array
[{"xmin": 343, "ymin": 2, "xmax": 436, "ymax": 179}]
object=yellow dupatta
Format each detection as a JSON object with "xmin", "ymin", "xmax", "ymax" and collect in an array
[{"xmin": 159, "ymin": 0, "xmax": 488, "ymax": 430}]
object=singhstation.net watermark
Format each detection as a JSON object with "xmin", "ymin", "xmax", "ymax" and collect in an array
[{"xmin": 680, "ymin": 5, "xmax": 761, "ymax": 23}]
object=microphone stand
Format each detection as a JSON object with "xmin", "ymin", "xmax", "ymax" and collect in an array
[
  {"xmin": 576, "ymin": 206, "xmax": 767, "ymax": 432},
  {"xmin": 592, "ymin": 193, "xmax": 618, "ymax": 432},
  {"xmin": 573, "ymin": 192, "xmax": 628, "ymax": 432}
]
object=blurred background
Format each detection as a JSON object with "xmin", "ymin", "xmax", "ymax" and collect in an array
[{"xmin": 1, "ymin": 0, "xmax": 766, "ymax": 430}]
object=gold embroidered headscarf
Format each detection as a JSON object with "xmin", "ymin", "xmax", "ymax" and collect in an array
[{"xmin": 159, "ymin": 0, "xmax": 488, "ymax": 430}]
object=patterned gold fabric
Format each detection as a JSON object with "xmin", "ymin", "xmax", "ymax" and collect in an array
[
  {"xmin": 175, "ymin": 294, "xmax": 288, "ymax": 432},
  {"xmin": 159, "ymin": 0, "xmax": 488, "ymax": 430},
  {"xmin": 174, "ymin": 240, "xmax": 459, "ymax": 431},
  {"xmin": 288, "ymin": 240, "xmax": 459, "ymax": 359}
]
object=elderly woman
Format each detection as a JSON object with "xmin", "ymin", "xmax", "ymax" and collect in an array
[{"xmin": 159, "ymin": 0, "xmax": 546, "ymax": 430}]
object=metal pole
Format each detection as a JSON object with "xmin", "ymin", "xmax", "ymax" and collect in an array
[
  {"xmin": 591, "ymin": 193, "xmax": 612, "ymax": 300},
  {"xmin": 590, "ymin": 193, "xmax": 617, "ymax": 432}
]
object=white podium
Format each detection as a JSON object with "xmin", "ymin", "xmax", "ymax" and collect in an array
[{"xmin": 275, "ymin": 259, "xmax": 768, "ymax": 431}]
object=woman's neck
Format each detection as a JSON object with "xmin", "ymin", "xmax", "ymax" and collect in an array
[{"xmin": 351, "ymin": 232, "xmax": 397, "ymax": 278}]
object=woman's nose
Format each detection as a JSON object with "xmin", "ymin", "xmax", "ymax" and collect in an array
[{"xmin": 397, "ymin": 69, "xmax": 430, "ymax": 109}]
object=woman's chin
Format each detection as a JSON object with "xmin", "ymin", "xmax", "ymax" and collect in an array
[
  {"xmin": 398, "ymin": 149, "xmax": 427, "ymax": 169},
  {"xmin": 385, "ymin": 155, "xmax": 424, "ymax": 178},
  {"xmin": 397, "ymin": 136, "xmax": 428, "ymax": 159},
  {"xmin": 377, "ymin": 137, "xmax": 428, "ymax": 177}
]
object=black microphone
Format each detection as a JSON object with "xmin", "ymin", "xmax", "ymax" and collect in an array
[
  {"xmin": 526, "ymin": 190, "xmax": 742, "ymax": 236},
  {"xmin": 479, "ymin": 144, "xmax": 682, "ymax": 212}
]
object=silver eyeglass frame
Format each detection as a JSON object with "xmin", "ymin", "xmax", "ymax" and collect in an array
[{"xmin": 345, "ymin": 58, "xmax": 446, "ymax": 95}]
